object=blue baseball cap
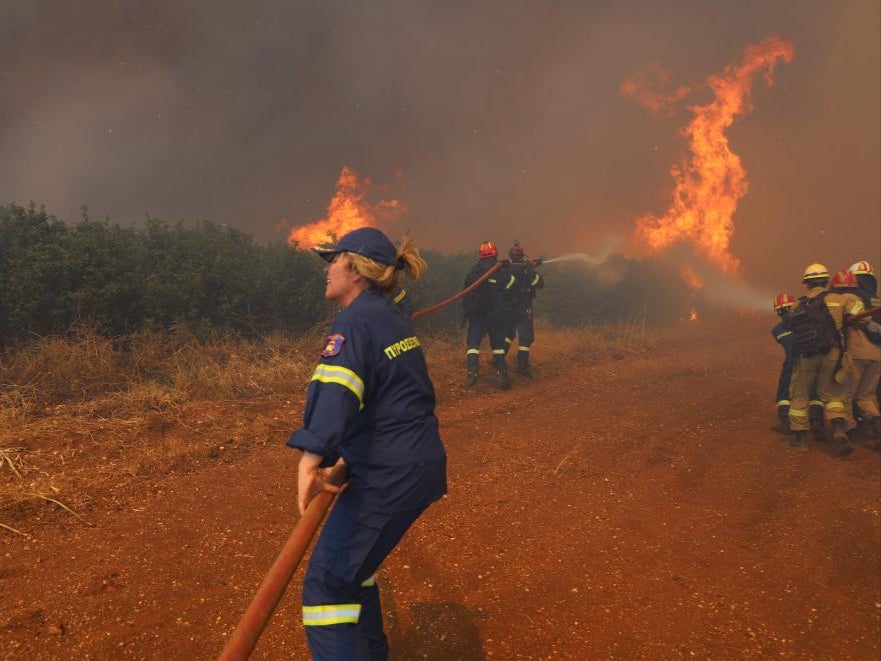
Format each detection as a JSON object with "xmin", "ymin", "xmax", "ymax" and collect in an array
[{"xmin": 311, "ymin": 227, "xmax": 400, "ymax": 268}]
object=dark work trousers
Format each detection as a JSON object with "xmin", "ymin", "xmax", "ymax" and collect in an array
[
  {"xmin": 509, "ymin": 302, "xmax": 535, "ymax": 361},
  {"xmin": 302, "ymin": 500, "xmax": 429, "ymax": 661},
  {"xmin": 465, "ymin": 311, "xmax": 510, "ymax": 370}
]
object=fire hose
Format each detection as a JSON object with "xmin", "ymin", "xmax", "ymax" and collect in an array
[
  {"xmin": 219, "ymin": 463, "xmax": 348, "ymax": 661},
  {"xmin": 411, "ymin": 261, "xmax": 502, "ymax": 319},
  {"xmin": 220, "ymin": 261, "xmax": 524, "ymax": 659}
]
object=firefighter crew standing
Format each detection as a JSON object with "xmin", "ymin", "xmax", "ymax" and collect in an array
[
  {"xmin": 787, "ymin": 263, "xmax": 864, "ymax": 455},
  {"xmin": 287, "ymin": 227, "xmax": 447, "ymax": 660},
  {"xmin": 462, "ymin": 241, "xmax": 517, "ymax": 389},
  {"xmin": 845, "ymin": 260, "xmax": 881, "ymax": 447},
  {"xmin": 771, "ymin": 292, "xmax": 797, "ymax": 433},
  {"xmin": 507, "ymin": 241, "xmax": 544, "ymax": 378}
]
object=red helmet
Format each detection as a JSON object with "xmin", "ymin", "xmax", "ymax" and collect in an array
[
  {"xmin": 830, "ymin": 269, "xmax": 858, "ymax": 289},
  {"xmin": 773, "ymin": 292, "xmax": 797, "ymax": 313},
  {"xmin": 478, "ymin": 241, "xmax": 498, "ymax": 259}
]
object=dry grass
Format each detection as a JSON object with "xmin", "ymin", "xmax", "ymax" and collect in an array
[{"xmin": 0, "ymin": 317, "xmax": 653, "ymax": 533}]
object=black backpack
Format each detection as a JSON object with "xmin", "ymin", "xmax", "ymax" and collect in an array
[{"xmin": 789, "ymin": 292, "xmax": 840, "ymax": 357}]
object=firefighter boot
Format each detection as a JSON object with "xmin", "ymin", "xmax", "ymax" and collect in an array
[
  {"xmin": 775, "ymin": 405, "xmax": 791, "ymax": 435},
  {"xmin": 464, "ymin": 367, "xmax": 478, "ymax": 387},
  {"xmin": 788, "ymin": 431, "xmax": 808, "ymax": 450},
  {"xmin": 495, "ymin": 367, "xmax": 511, "ymax": 391},
  {"xmin": 831, "ymin": 419, "xmax": 853, "ymax": 457},
  {"xmin": 516, "ymin": 351, "xmax": 532, "ymax": 379}
]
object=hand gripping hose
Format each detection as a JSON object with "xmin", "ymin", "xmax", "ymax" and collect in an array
[{"xmin": 218, "ymin": 464, "xmax": 348, "ymax": 660}]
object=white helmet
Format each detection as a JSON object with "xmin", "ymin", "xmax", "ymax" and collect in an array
[{"xmin": 848, "ymin": 260, "xmax": 874, "ymax": 276}]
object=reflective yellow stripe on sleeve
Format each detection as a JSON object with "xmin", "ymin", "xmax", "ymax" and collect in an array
[
  {"xmin": 531, "ymin": 274, "xmax": 540, "ymax": 286},
  {"xmin": 361, "ymin": 575, "xmax": 376, "ymax": 587},
  {"xmin": 311, "ymin": 364, "xmax": 365, "ymax": 409},
  {"xmin": 505, "ymin": 275, "xmax": 516, "ymax": 290},
  {"xmin": 303, "ymin": 604, "xmax": 362, "ymax": 626},
  {"xmin": 775, "ymin": 330, "xmax": 792, "ymax": 340},
  {"xmin": 392, "ymin": 289, "xmax": 407, "ymax": 304},
  {"xmin": 776, "ymin": 399, "xmax": 790, "ymax": 406}
]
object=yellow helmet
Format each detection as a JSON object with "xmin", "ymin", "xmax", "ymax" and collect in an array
[
  {"xmin": 848, "ymin": 260, "xmax": 874, "ymax": 276},
  {"xmin": 802, "ymin": 262, "xmax": 830, "ymax": 282}
]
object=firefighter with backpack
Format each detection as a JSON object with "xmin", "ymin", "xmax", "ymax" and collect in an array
[
  {"xmin": 462, "ymin": 241, "xmax": 517, "ymax": 390},
  {"xmin": 844, "ymin": 261, "xmax": 881, "ymax": 447},
  {"xmin": 787, "ymin": 263, "xmax": 864, "ymax": 455}
]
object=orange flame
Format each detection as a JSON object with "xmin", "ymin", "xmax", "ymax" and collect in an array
[
  {"xmin": 628, "ymin": 35, "xmax": 794, "ymax": 274},
  {"xmin": 688, "ymin": 308, "xmax": 699, "ymax": 322},
  {"xmin": 287, "ymin": 166, "xmax": 406, "ymax": 248},
  {"xmin": 621, "ymin": 62, "xmax": 690, "ymax": 117}
]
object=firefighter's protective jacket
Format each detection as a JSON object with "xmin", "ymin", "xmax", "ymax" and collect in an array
[
  {"xmin": 847, "ymin": 287, "xmax": 881, "ymax": 360},
  {"xmin": 288, "ymin": 289, "xmax": 447, "ymax": 514},
  {"xmin": 462, "ymin": 257, "xmax": 516, "ymax": 316},
  {"xmin": 511, "ymin": 265, "xmax": 544, "ymax": 305}
]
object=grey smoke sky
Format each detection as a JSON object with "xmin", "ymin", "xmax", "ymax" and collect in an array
[{"xmin": 1, "ymin": 0, "xmax": 878, "ymax": 291}]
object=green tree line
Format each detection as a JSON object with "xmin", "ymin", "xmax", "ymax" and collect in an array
[{"xmin": 1, "ymin": 202, "xmax": 669, "ymax": 344}]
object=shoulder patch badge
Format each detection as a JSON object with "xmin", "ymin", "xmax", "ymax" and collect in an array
[{"xmin": 321, "ymin": 334, "xmax": 346, "ymax": 358}]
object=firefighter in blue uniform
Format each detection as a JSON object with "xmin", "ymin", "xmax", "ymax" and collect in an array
[
  {"xmin": 507, "ymin": 241, "xmax": 544, "ymax": 378},
  {"xmin": 462, "ymin": 241, "xmax": 516, "ymax": 390},
  {"xmin": 772, "ymin": 292, "xmax": 797, "ymax": 433},
  {"xmin": 288, "ymin": 227, "xmax": 447, "ymax": 660}
]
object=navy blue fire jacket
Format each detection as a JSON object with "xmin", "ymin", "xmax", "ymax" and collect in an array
[
  {"xmin": 287, "ymin": 289, "xmax": 447, "ymax": 514},
  {"xmin": 772, "ymin": 318, "xmax": 796, "ymax": 405},
  {"xmin": 462, "ymin": 257, "xmax": 516, "ymax": 316}
]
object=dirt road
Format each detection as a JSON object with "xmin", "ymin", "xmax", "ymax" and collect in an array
[{"xmin": 2, "ymin": 319, "xmax": 879, "ymax": 659}]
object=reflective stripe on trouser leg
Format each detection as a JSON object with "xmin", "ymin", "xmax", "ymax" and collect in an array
[
  {"xmin": 303, "ymin": 496, "xmax": 432, "ymax": 661},
  {"xmin": 488, "ymin": 314, "xmax": 508, "ymax": 370},
  {"xmin": 514, "ymin": 304, "xmax": 535, "ymax": 346},
  {"xmin": 788, "ymin": 355, "xmax": 816, "ymax": 432},
  {"xmin": 465, "ymin": 314, "xmax": 487, "ymax": 368},
  {"xmin": 816, "ymin": 347, "xmax": 845, "ymax": 422},
  {"xmin": 303, "ymin": 604, "xmax": 361, "ymax": 626}
]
